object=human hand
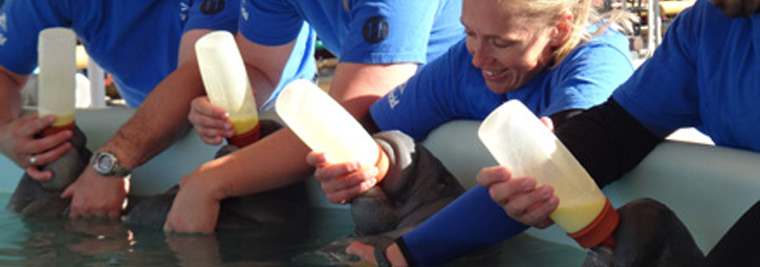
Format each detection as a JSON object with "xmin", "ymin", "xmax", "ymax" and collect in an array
[
  {"xmin": 345, "ymin": 241, "xmax": 407, "ymax": 267},
  {"xmin": 61, "ymin": 167, "xmax": 129, "ymax": 220},
  {"xmin": 163, "ymin": 173, "xmax": 220, "ymax": 233},
  {"xmin": 539, "ymin": 116, "xmax": 554, "ymax": 132},
  {"xmin": 306, "ymin": 151, "xmax": 381, "ymax": 204},
  {"xmin": 188, "ymin": 96, "xmax": 234, "ymax": 145},
  {"xmin": 477, "ymin": 166, "xmax": 559, "ymax": 229},
  {"xmin": 0, "ymin": 113, "xmax": 73, "ymax": 181}
]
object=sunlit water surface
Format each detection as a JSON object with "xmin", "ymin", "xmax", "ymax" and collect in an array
[{"xmin": 0, "ymin": 193, "xmax": 355, "ymax": 266}]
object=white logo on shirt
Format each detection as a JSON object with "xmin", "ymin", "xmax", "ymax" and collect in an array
[
  {"xmin": 387, "ymin": 82, "xmax": 407, "ymax": 109},
  {"xmin": 397, "ymin": 82, "xmax": 407, "ymax": 94},
  {"xmin": 0, "ymin": 13, "xmax": 6, "ymax": 32},
  {"xmin": 0, "ymin": 34, "xmax": 7, "ymax": 46},
  {"xmin": 0, "ymin": 13, "xmax": 8, "ymax": 32},
  {"xmin": 388, "ymin": 91, "xmax": 399, "ymax": 109},
  {"xmin": 241, "ymin": 3, "xmax": 249, "ymax": 21},
  {"xmin": 180, "ymin": 2, "xmax": 189, "ymax": 21}
]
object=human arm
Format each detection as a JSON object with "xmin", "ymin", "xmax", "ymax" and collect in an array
[
  {"xmin": 0, "ymin": 65, "xmax": 75, "ymax": 180},
  {"xmin": 62, "ymin": 28, "xmax": 216, "ymax": 219},
  {"xmin": 165, "ymin": 48, "xmax": 418, "ymax": 233},
  {"xmin": 483, "ymin": 5, "xmax": 703, "ymax": 228},
  {"xmin": 480, "ymin": 99, "xmax": 664, "ymax": 228},
  {"xmin": 0, "ymin": 0, "xmax": 77, "ymax": 179},
  {"xmin": 342, "ymin": 114, "xmax": 562, "ymax": 266}
]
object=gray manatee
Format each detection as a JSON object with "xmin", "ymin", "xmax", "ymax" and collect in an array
[
  {"xmin": 7, "ymin": 119, "xmax": 311, "ymax": 229},
  {"xmin": 7, "ymin": 126, "xmax": 91, "ymax": 218},
  {"xmin": 122, "ymin": 172, "xmax": 310, "ymax": 229},
  {"xmin": 313, "ymin": 130, "xmax": 466, "ymax": 263},
  {"xmin": 122, "ymin": 119, "xmax": 312, "ymax": 229},
  {"xmin": 582, "ymin": 198, "xmax": 705, "ymax": 267}
]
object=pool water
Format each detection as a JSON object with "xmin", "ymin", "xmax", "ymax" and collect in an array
[
  {"xmin": 0, "ymin": 193, "xmax": 355, "ymax": 266},
  {"xmin": 0, "ymin": 190, "xmax": 589, "ymax": 267}
]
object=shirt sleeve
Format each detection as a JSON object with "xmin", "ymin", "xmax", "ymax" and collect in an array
[
  {"xmin": 183, "ymin": 0, "xmax": 239, "ymax": 33},
  {"xmin": 399, "ymin": 185, "xmax": 528, "ymax": 266},
  {"xmin": 339, "ymin": 0, "xmax": 437, "ymax": 64},
  {"xmin": 370, "ymin": 39, "xmax": 465, "ymax": 141},
  {"xmin": 611, "ymin": 1, "xmax": 702, "ymax": 130},
  {"xmin": 238, "ymin": 0, "xmax": 304, "ymax": 46},
  {"xmin": 540, "ymin": 31, "xmax": 634, "ymax": 118},
  {"xmin": 0, "ymin": 0, "xmax": 73, "ymax": 74}
]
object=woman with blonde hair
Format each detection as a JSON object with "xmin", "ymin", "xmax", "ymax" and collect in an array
[{"xmin": 307, "ymin": 0, "xmax": 637, "ymax": 265}]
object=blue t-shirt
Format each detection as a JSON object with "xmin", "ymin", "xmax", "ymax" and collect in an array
[
  {"xmin": 378, "ymin": 27, "xmax": 633, "ymax": 266},
  {"xmin": 0, "ymin": 0, "xmax": 238, "ymax": 107},
  {"xmin": 613, "ymin": 0, "xmax": 760, "ymax": 152},
  {"xmin": 256, "ymin": 21, "xmax": 317, "ymax": 111},
  {"xmin": 0, "ymin": 0, "xmax": 236, "ymax": 107},
  {"xmin": 239, "ymin": 0, "xmax": 464, "ymax": 65},
  {"xmin": 371, "ymin": 27, "xmax": 634, "ymax": 141}
]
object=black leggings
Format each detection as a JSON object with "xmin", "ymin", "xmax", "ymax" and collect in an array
[{"xmin": 706, "ymin": 200, "xmax": 760, "ymax": 266}]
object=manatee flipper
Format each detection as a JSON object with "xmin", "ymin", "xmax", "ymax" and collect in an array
[
  {"xmin": 7, "ymin": 126, "xmax": 91, "ymax": 217},
  {"xmin": 582, "ymin": 198, "xmax": 705, "ymax": 267}
]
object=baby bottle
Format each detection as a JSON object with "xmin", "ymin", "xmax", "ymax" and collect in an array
[
  {"xmin": 37, "ymin": 28, "xmax": 76, "ymax": 136},
  {"xmin": 275, "ymin": 79, "xmax": 388, "ymax": 178},
  {"xmin": 478, "ymin": 100, "xmax": 618, "ymax": 248},
  {"xmin": 196, "ymin": 31, "xmax": 260, "ymax": 147}
]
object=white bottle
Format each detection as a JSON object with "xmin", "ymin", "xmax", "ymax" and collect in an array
[
  {"xmin": 38, "ymin": 27, "xmax": 76, "ymax": 135},
  {"xmin": 276, "ymin": 79, "xmax": 381, "ymax": 168},
  {"xmin": 196, "ymin": 31, "xmax": 260, "ymax": 146},
  {"xmin": 478, "ymin": 100, "xmax": 618, "ymax": 248}
]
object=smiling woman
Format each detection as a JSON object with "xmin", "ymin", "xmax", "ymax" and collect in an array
[{"xmin": 308, "ymin": 0, "xmax": 640, "ymax": 265}]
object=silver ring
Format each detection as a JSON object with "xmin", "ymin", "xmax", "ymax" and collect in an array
[{"xmin": 29, "ymin": 155, "xmax": 37, "ymax": 166}]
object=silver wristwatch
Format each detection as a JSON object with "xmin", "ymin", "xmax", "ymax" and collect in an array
[{"xmin": 91, "ymin": 151, "xmax": 132, "ymax": 177}]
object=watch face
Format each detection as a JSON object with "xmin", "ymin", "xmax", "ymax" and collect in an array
[{"xmin": 95, "ymin": 153, "xmax": 114, "ymax": 173}]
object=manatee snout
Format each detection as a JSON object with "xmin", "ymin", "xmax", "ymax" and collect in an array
[
  {"xmin": 582, "ymin": 198, "xmax": 705, "ymax": 267},
  {"xmin": 8, "ymin": 126, "xmax": 90, "ymax": 217}
]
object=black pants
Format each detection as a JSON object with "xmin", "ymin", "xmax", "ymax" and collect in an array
[{"xmin": 706, "ymin": 200, "xmax": 760, "ymax": 266}]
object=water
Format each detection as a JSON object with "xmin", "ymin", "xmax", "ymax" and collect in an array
[
  {"xmin": 0, "ymin": 193, "xmax": 355, "ymax": 266},
  {"xmin": 0, "ymin": 191, "xmax": 589, "ymax": 266}
]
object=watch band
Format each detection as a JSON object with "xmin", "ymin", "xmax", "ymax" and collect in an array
[
  {"xmin": 91, "ymin": 151, "xmax": 132, "ymax": 177},
  {"xmin": 375, "ymin": 245, "xmax": 392, "ymax": 267},
  {"xmin": 109, "ymin": 163, "xmax": 132, "ymax": 177}
]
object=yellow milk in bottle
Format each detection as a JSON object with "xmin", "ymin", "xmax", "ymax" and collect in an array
[
  {"xmin": 276, "ymin": 79, "xmax": 385, "ymax": 170},
  {"xmin": 37, "ymin": 27, "xmax": 77, "ymax": 133},
  {"xmin": 196, "ymin": 31, "xmax": 260, "ymax": 146},
  {"xmin": 478, "ymin": 100, "xmax": 618, "ymax": 248},
  {"xmin": 228, "ymin": 113, "xmax": 259, "ymax": 136}
]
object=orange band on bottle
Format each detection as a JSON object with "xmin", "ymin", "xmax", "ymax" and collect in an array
[
  {"xmin": 226, "ymin": 121, "xmax": 261, "ymax": 147},
  {"xmin": 41, "ymin": 122, "xmax": 75, "ymax": 137},
  {"xmin": 567, "ymin": 198, "xmax": 619, "ymax": 249},
  {"xmin": 373, "ymin": 143, "xmax": 390, "ymax": 185}
]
